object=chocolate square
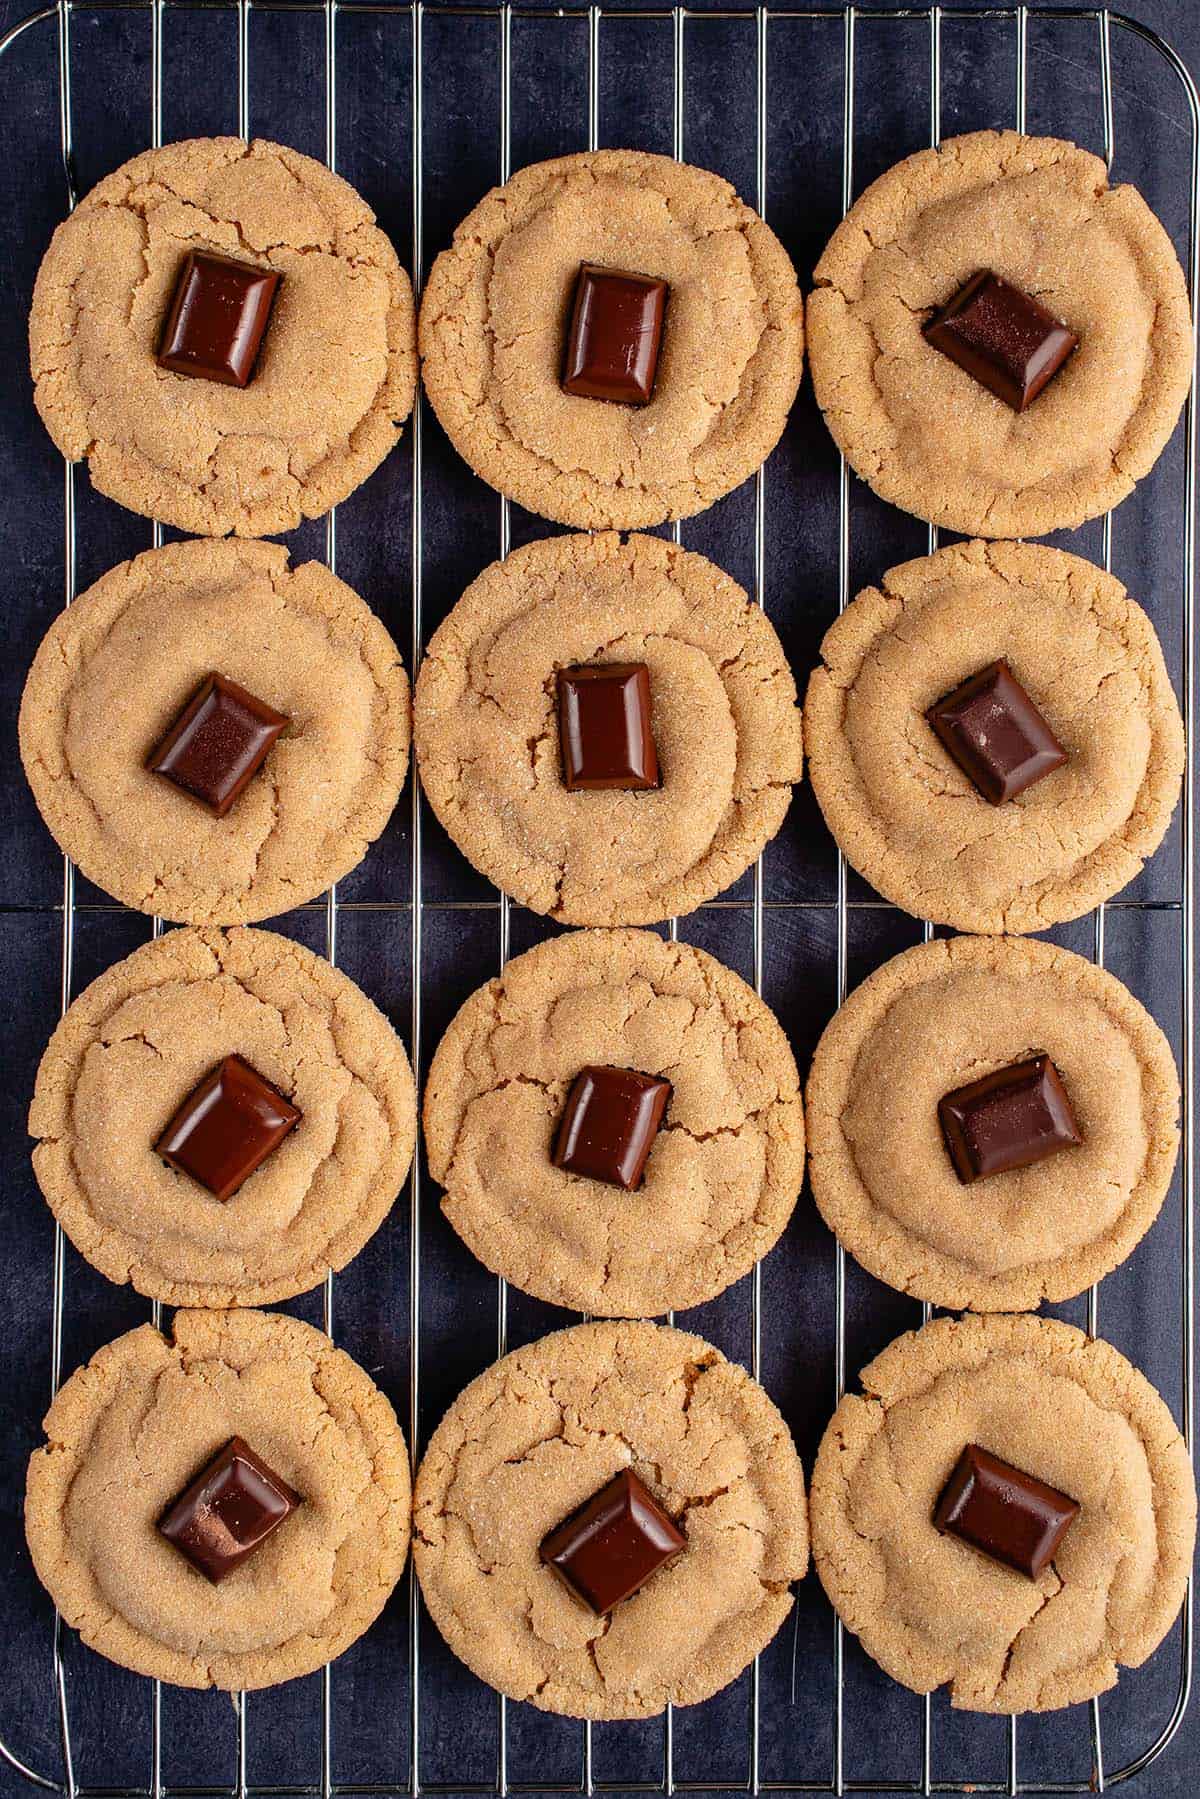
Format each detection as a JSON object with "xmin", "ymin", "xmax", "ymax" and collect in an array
[
  {"xmin": 934, "ymin": 1444, "xmax": 1079, "ymax": 1579},
  {"xmin": 157, "ymin": 1054, "xmax": 301, "ymax": 1202},
  {"xmin": 938, "ymin": 1054, "xmax": 1081, "ymax": 1184},
  {"xmin": 149, "ymin": 673, "xmax": 288, "ymax": 816},
  {"xmin": 562, "ymin": 264, "xmax": 667, "ymax": 405},
  {"xmin": 158, "ymin": 251, "xmax": 281, "ymax": 387},
  {"xmin": 927, "ymin": 660, "xmax": 1067, "ymax": 804},
  {"xmin": 924, "ymin": 271, "xmax": 1077, "ymax": 411},
  {"xmin": 552, "ymin": 1065, "xmax": 671, "ymax": 1190},
  {"xmin": 541, "ymin": 1468, "xmax": 685, "ymax": 1613},
  {"xmin": 557, "ymin": 663, "xmax": 660, "ymax": 792},
  {"xmin": 159, "ymin": 1436, "xmax": 300, "ymax": 1584}
]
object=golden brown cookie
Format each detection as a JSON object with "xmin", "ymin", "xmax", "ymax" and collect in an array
[
  {"xmin": 414, "ymin": 532, "xmax": 802, "ymax": 925},
  {"xmin": 19, "ymin": 537, "xmax": 410, "ymax": 925},
  {"xmin": 412, "ymin": 1320, "xmax": 808, "ymax": 1719},
  {"xmin": 25, "ymin": 1308, "xmax": 411, "ymax": 1691},
  {"xmin": 806, "ymin": 936, "xmax": 1179, "ymax": 1312},
  {"xmin": 810, "ymin": 1313, "xmax": 1195, "ymax": 1713},
  {"xmin": 807, "ymin": 130, "xmax": 1191, "ymax": 538},
  {"xmin": 804, "ymin": 539, "xmax": 1183, "ymax": 934},
  {"xmin": 424, "ymin": 928, "xmax": 804, "ymax": 1317},
  {"xmin": 29, "ymin": 926, "xmax": 416, "ymax": 1308},
  {"xmin": 30, "ymin": 136, "xmax": 416, "ymax": 537},
  {"xmin": 418, "ymin": 149, "xmax": 804, "ymax": 529}
]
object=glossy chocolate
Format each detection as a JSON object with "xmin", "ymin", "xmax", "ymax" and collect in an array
[
  {"xmin": 562, "ymin": 264, "xmax": 668, "ymax": 405},
  {"xmin": 924, "ymin": 271, "xmax": 1078, "ymax": 411},
  {"xmin": 157, "ymin": 1054, "xmax": 301, "ymax": 1202},
  {"xmin": 934, "ymin": 1444, "xmax": 1079, "ymax": 1579},
  {"xmin": 149, "ymin": 673, "xmax": 288, "ymax": 816},
  {"xmin": 541, "ymin": 1468, "xmax": 686, "ymax": 1613},
  {"xmin": 158, "ymin": 251, "xmax": 281, "ymax": 387},
  {"xmin": 557, "ymin": 663, "xmax": 660, "ymax": 791},
  {"xmin": 552, "ymin": 1065, "xmax": 671, "ymax": 1190},
  {"xmin": 938, "ymin": 1054, "xmax": 1081, "ymax": 1184},
  {"xmin": 927, "ymin": 660, "xmax": 1067, "ymax": 804},
  {"xmin": 159, "ymin": 1436, "xmax": 300, "ymax": 1584}
]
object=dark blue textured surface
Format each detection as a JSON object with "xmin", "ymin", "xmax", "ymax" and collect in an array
[{"xmin": 0, "ymin": 1, "xmax": 1196, "ymax": 1794}]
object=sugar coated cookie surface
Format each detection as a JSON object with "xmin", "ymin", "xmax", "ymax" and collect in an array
[
  {"xmin": 804, "ymin": 539, "xmax": 1183, "ymax": 934},
  {"xmin": 30, "ymin": 137, "xmax": 416, "ymax": 536},
  {"xmin": 413, "ymin": 1320, "xmax": 808, "ymax": 1719},
  {"xmin": 419, "ymin": 149, "xmax": 804, "ymax": 529},
  {"xmin": 19, "ymin": 537, "xmax": 410, "ymax": 924},
  {"xmin": 25, "ymin": 1309, "xmax": 411, "ymax": 1690},
  {"xmin": 807, "ymin": 935, "xmax": 1179, "ymax": 1311},
  {"xmin": 811, "ymin": 1313, "xmax": 1195, "ymax": 1713},
  {"xmin": 414, "ymin": 531, "xmax": 802, "ymax": 926},
  {"xmin": 30, "ymin": 927, "xmax": 416, "ymax": 1307},
  {"xmin": 425, "ymin": 928, "xmax": 804, "ymax": 1316},
  {"xmin": 808, "ymin": 131, "xmax": 1191, "ymax": 538}
]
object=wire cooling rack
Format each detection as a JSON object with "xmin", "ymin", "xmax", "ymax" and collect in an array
[{"xmin": 0, "ymin": 2, "xmax": 1194, "ymax": 1796}]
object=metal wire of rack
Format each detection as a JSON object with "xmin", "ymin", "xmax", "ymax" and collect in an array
[{"xmin": 0, "ymin": 2, "xmax": 1195, "ymax": 1796}]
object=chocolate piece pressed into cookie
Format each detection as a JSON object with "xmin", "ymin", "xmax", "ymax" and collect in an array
[
  {"xmin": 562, "ymin": 265, "xmax": 667, "ymax": 406},
  {"xmin": 158, "ymin": 251, "xmax": 281, "ymax": 388},
  {"xmin": 149, "ymin": 673, "xmax": 288, "ymax": 817},
  {"xmin": 159, "ymin": 1436, "xmax": 300, "ymax": 1583},
  {"xmin": 157, "ymin": 1053, "xmax": 301, "ymax": 1202},
  {"xmin": 934, "ymin": 1443, "xmax": 1078, "ymax": 1579},
  {"xmin": 926, "ymin": 660, "xmax": 1066, "ymax": 804},
  {"xmin": 556, "ymin": 663, "xmax": 659, "ymax": 792},
  {"xmin": 541, "ymin": 1468, "xmax": 685, "ymax": 1613},
  {"xmin": 938, "ymin": 1054, "xmax": 1081, "ymax": 1184},
  {"xmin": 923, "ymin": 271, "xmax": 1076, "ymax": 412},
  {"xmin": 552, "ymin": 1065, "xmax": 671, "ymax": 1190}
]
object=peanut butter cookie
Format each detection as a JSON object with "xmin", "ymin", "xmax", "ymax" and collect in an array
[
  {"xmin": 419, "ymin": 149, "xmax": 804, "ymax": 529},
  {"xmin": 413, "ymin": 1320, "xmax": 808, "ymax": 1719},
  {"xmin": 424, "ymin": 928, "xmax": 804, "ymax": 1317},
  {"xmin": 414, "ymin": 532, "xmax": 802, "ymax": 925},
  {"xmin": 807, "ymin": 936, "xmax": 1179, "ymax": 1312},
  {"xmin": 25, "ymin": 1309, "xmax": 411, "ymax": 1690},
  {"xmin": 808, "ymin": 131, "xmax": 1191, "ymax": 538},
  {"xmin": 804, "ymin": 540, "xmax": 1183, "ymax": 934},
  {"xmin": 30, "ymin": 136, "xmax": 416, "ymax": 537},
  {"xmin": 811, "ymin": 1313, "xmax": 1195, "ymax": 1713}
]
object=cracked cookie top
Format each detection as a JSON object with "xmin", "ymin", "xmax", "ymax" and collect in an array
[
  {"xmin": 29, "ymin": 136, "xmax": 416, "ymax": 538},
  {"xmin": 25, "ymin": 1308, "xmax": 411, "ymax": 1690},
  {"xmin": 811, "ymin": 1313, "xmax": 1195, "ymax": 1714},
  {"xmin": 804, "ymin": 539, "xmax": 1184, "ymax": 934},
  {"xmin": 18, "ymin": 537, "xmax": 411, "ymax": 924},
  {"xmin": 424, "ymin": 928, "xmax": 804, "ymax": 1317},
  {"xmin": 807, "ymin": 936, "xmax": 1180, "ymax": 1313},
  {"xmin": 417, "ymin": 149, "xmax": 805, "ymax": 530},
  {"xmin": 412, "ymin": 1319, "xmax": 808, "ymax": 1720},
  {"xmin": 807, "ymin": 131, "xmax": 1192, "ymax": 539},
  {"xmin": 29, "ymin": 927, "xmax": 416, "ymax": 1307},
  {"xmin": 413, "ymin": 532, "xmax": 803, "ymax": 925}
]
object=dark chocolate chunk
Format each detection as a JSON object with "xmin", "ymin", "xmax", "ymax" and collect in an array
[
  {"xmin": 938, "ymin": 1054, "xmax": 1081, "ymax": 1184},
  {"xmin": 157, "ymin": 1054, "xmax": 301, "ymax": 1202},
  {"xmin": 924, "ymin": 271, "xmax": 1078, "ymax": 411},
  {"xmin": 934, "ymin": 1443, "xmax": 1079, "ymax": 1579},
  {"xmin": 159, "ymin": 1435, "xmax": 300, "ymax": 1584},
  {"xmin": 158, "ymin": 251, "xmax": 281, "ymax": 388},
  {"xmin": 927, "ymin": 660, "xmax": 1067, "ymax": 804},
  {"xmin": 552, "ymin": 1065, "xmax": 671, "ymax": 1190},
  {"xmin": 149, "ymin": 673, "xmax": 288, "ymax": 816},
  {"xmin": 557, "ymin": 663, "xmax": 660, "ymax": 792},
  {"xmin": 562, "ymin": 264, "xmax": 667, "ymax": 405},
  {"xmin": 541, "ymin": 1468, "xmax": 686, "ymax": 1613}
]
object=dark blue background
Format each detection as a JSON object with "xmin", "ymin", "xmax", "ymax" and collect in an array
[{"xmin": 0, "ymin": 0, "xmax": 1196, "ymax": 1793}]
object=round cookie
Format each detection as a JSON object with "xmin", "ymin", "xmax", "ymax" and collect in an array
[
  {"xmin": 807, "ymin": 130, "xmax": 1191, "ymax": 538},
  {"xmin": 810, "ymin": 1313, "xmax": 1195, "ymax": 1714},
  {"xmin": 29, "ymin": 926, "xmax": 417, "ymax": 1308},
  {"xmin": 19, "ymin": 537, "xmax": 411, "ymax": 925},
  {"xmin": 30, "ymin": 136, "xmax": 417, "ymax": 538},
  {"xmin": 418, "ymin": 149, "xmax": 804, "ymax": 530},
  {"xmin": 424, "ymin": 929, "xmax": 804, "ymax": 1317},
  {"xmin": 804, "ymin": 539, "xmax": 1183, "ymax": 934},
  {"xmin": 806, "ymin": 935, "xmax": 1179, "ymax": 1312},
  {"xmin": 412, "ymin": 1319, "xmax": 808, "ymax": 1719},
  {"xmin": 25, "ymin": 1308, "xmax": 411, "ymax": 1691},
  {"xmin": 414, "ymin": 532, "xmax": 802, "ymax": 925}
]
